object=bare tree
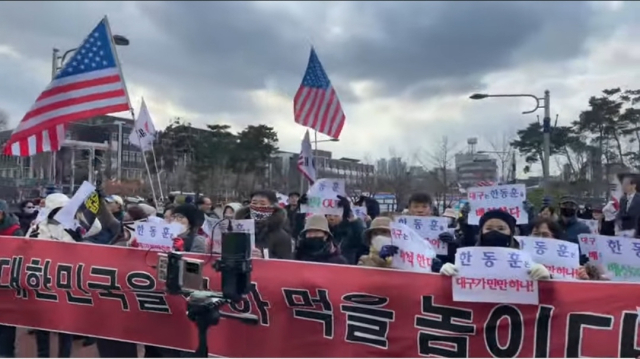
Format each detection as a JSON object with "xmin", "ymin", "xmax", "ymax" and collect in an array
[
  {"xmin": 487, "ymin": 132, "xmax": 514, "ymax": 182},
  {"xmin": 416, "ymin": 136, "xmax": 458, "ymax": 213},
  {"xmin": 353, "ymin": 154, "xmax": 380, "ymax": 199},
  {"xmin": 0, "ymin": 109, "xmax": 9, "ymax": 131}
]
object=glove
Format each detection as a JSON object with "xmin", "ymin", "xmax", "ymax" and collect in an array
[
  {"xmin": 299, "ymin": 194, "xmax": 308, "ymax": 205},
  {"xmin": 430, "ymin": 257, "xmax": 443, "ymax": 273},
  {"xmin": 438, "ymin": 231, "xmax": 455, "ymax": 244},
  {"xmin": 337, "ymin": 195, "xmax": 351, "ymax": 221},
  {"xmin": 439, "ymin": 262, "xmax": 458, "ymax": 276},
  {"xmin": 172, "ymin": 237, "xmax": 185, "ymax": 252},
  {"xmin": 576, "ymin": 266, "xmax": 589, "ymax": 280},
  {"xmin": 528, "ymin": 263, "xmax": 551, "ymax": 280},
  {"xmin": 130, "ymin": 238, "xmax": 140, "ymax": 248},
  {"xmin": 378, "ymin": 245, "xmax": 399, "ymax": 260}
]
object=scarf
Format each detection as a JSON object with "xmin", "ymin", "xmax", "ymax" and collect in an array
[{"xmin": 249, "ymin": 205, "xmax": 274, "ymax": 222}]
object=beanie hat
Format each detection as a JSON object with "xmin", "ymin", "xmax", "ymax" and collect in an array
[
  {"xmin": 173, "ymin": 204, "xmax": 201, "ymax": 229},
  {"xmin": 478, "ymin": 209, "xmax": 516, "ymax": 235}
]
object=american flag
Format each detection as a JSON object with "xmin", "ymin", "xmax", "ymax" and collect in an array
[
  {"xmin": 293, "ymin": 48, "xmax": 345, "ymax": 139},
  {"xmin": 3, "ymin": 17, "xmax": 130, "ymax": 157},
  {"xmin": 476, "ymin": 180, "xmax": 496, "ymax": 187}
]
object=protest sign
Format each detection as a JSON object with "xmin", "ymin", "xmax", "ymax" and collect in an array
[
  {"xmin": 352, "ymin": 206, "xmax": 367, "ymax": 221},
  {"xmin": 453, "ymin": 247, "xmax": 538, "ymax": 305},
  {"xmin": 516, "ymin": 236, "xmax": 580, "ymax": 280},
  {"xmin": 305, "ymin": 178, "xmax": 345, "ymax": 216},
  {"xmin": 467, "ymin": 184, "xmax": 528, "ymax": 225},
  {"xmin": 389, "ymin": 222, "xmax": 436, "ymax": 273},
  {"xmin": 594, "ymin": 235, "xmax": 640, "ymax": 282},
  {"xmin": 395, "ymin": 216, "xmax": 448, "ymax": 256},
  {"xmin": 53, "ymin": 181, "xmax": 96, "ymax": 230},
  {"xmin": 129, "ymin": 221, "xmax": 183, "ymax": 251},
  {"xmin": 201, "ymin": 217, "xmax": 223, "ymax": 253},
  {"xmin": 578, "ymin": 234, "xmax": 602, "ymax": 263},
  {"xmin": 577, "ymin": 218, "xmax": 599, "ymax": 234},
  {"xmin": 1, "ymin": 236, "xmax": 639, "ymax": 358}
]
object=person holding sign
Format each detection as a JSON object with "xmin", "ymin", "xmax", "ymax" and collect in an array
[
  {"xmin": 294, "ymin": 215, "xmax": 347, "ymax": 264},
  {"xmin": 440, "ymin": 209, "xmax": 551, "ymax": 281},
  {"xmin": 169, "ymin": 204, "xmax": 207, "ymax": 253},
  {"xmin": 358, "ymin": 217, "xmax": 393, "ymax": 268},
  {"xmin": 324, "ymin": 196, "xmax": 366, "ymax": 265}
]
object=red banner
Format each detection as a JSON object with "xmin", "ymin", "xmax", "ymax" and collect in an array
[{"xmin": 0, "ymin": 236, "xmax": 639, "ymax": 357}]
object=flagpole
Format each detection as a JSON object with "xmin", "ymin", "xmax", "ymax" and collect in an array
[
  {"xmin": 104, "ymin": 15, "xmax": 158, "ymax": 206},
  {"xmin": 150, "ymin": 146, "xmax": 164, "ymax": 200}
]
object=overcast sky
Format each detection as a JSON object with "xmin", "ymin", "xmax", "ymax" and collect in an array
[{"xmin": 0, "ymin": 1, "xmax": 638, "ymax": 176}]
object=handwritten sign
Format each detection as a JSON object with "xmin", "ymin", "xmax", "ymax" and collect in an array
[
  {"xmin": 395, "ymin": 216, "xmax": 448, "ymax": 256},
  {"xmin": 578, "ymin": 234, "xmax": 603, "ymax": 264},
  {"xmin": 467, "ymin": 184, "xmax": 528, "ymax": 225},
  {"xmin": 305, "ymin": 178, "xmax": 346, "ymax": 216},
  {"xmin": 516, "ymin": 236, "xmax": 580, "ymax": 280},
  {"xmin": 453, "ymin": 247, "xmax": 538, "ymax": 305},
  {"xmin": 577, "ymin": 219, "xmax": 599, "ymax": 234},
  {"xmin": 389, "ymin": 222, "xmax": 436, "ymax": 273},
  {"xmin": 594, "ymin": 235, "xmax": 640, "ymax": 282},
  {"xmin": 352, "ymin": 206, "xmax": 367, "ymax": 221},
  {"xmin": 130, "ymin": 221, "xmax": 183, "ymax": 252}
]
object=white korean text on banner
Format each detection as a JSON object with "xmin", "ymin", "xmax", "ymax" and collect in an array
[
  {"xmin": 452, "ymin": 247, "xmax": 538, "ymax": 305},
  {"xmin": 305, "ymin": 178, "xmax": 346, "ymax": 216},
  {"xmin": 130, "ymin": 221, "xmax": 183, "ymax": 251},
  {"xmin": 389, "ymin": 222, "xmax": 436, "ymax": 273},
  {"xmin": 395, "ymin": 215, "xmax": 449, "ymax": 256},
  {"xmin": 593, "ymin": 235, "xmax": 640, "ymax": 282},
  {"xmin": 467, "ymin": 184, "xmax": 528, "ymax": 225},
  {"xmin": 516, "ymin": 236, "xmax": 580, "ymax": 280}
]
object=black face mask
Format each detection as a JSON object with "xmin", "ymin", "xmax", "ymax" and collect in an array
[
  {"xmin": 480, "ymin": 230, "xmax": 512, "ymax": 247},
  {"xmin": 560, "ymin": 207, "xmax": 576, "ymax": 217},
  {"xmin": 298, "ymin": 237, "xmax": 330, "ymax": 259}
]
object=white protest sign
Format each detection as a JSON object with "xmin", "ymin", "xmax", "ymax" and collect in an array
[
  {"xmin": 467, "ymin": 184, "xmax": 528, "ymax": 225},
  {"xmin": 305, "ymin": 178, "xmax": 346, "ymax": 216},
  {"xmin": 53, "ymin": 181, "xmax": 95, "ymax": 230},
  {"xmin": 130, "ymin": 221, "xmax": 183, "ymax": 252},
  {"xmin": 389, "ymin": 222, "xmax": 436, "ymax": 273},
  {"xmin": 616, "ymin": 229, "xmax": 635, "ymax": 238},
  {"xmin": 577, "ymin": 219, "xmax": 599, "ymax": 234},
  {"xmin": 516, "ymin": 236, "xmax": 580, "ymax": 280},
  {"xmin": 452, "ymin": 247, "xmax": 538, "ymax": 305},
  {"xmin": 395, "ymin": 216, "xmax": 448, "ymax": 256},
  {"xmin": 276, "ymin": 192, "xmax": 288, "ymax": 207},
  {"xmin": 352, "ymin": 206, "xmax": 368, "ymax": 221},
  {"xmin": 593, "ymin": 235, "xmax": 640, "ymax": 282},
  {"xmin": 201, "ymin": 217, "xmax": 223, "ymax": 253},
  {"xmin": 578, "ymin": 234, "xmax": 602, "ymax": 264}
]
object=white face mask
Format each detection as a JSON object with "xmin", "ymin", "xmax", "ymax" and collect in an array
[
  {"xmin": 24, "ymin": 208, "xmax": 35, "ymax": 214},
  {"xmin": 370, "ymin": 235, "xmax": 392, "ymax": 253},
  {"xmin": 177, "ymin": 223, "xmax": 189, "ymax": 235}
]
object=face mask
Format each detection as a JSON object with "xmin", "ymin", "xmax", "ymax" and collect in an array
[
  {"xmin": 177, "ymin": 223, "xmax": 189, "ymax": 235},
  {"xmin": 298, "ymin": 237, "xmax": 330, "ymax": 258},
  {"xmin": 370, "ymin": 235, "xmax": 392, "ymax": 253},
  {"xmin": 560, "ymin": 208, "xmax": 576, "ymax": 217},
  {"xmin": 249, "ymin": 205, "xmax": 274, "ymax": 221},
  {"xmin": 24, "ymin": 208, "xmax": 35, "ymax": 214},
  {"xmin": 480, "ymin": 230, "xmax": 512, "ymax": 247}
]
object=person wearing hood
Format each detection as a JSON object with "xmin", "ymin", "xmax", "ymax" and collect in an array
[
  {"xmin": 223, "ymin": 202, "xmax": 242, "ymax": 220},
  {"xmin": 105, "ymin": 195, "xmax": 125, "ymax": 223},
  {"xmin": 557, "ymin": 196, "xmax": 590, "ymax": 246},
  {"xmin": 15, "ymin": 200, "xmax": 38, "ymax": 234},
  {"xmin": 358, "ymin": 217, "xmax": 393, "ymax": 268},
  {"xmin": 235, "ymin": 190, "xmax": 292, "ymax": 259},
  {"xmin": 295, "ymin": 215, "xmax": 347, "ymax": 264},
  {"xmin": 322, "ymin": 195, "xmax": 366, "ymax": 265},
  {"xmin": 440, "ymin": 209, "xmax": 551, "ymax": 281}
]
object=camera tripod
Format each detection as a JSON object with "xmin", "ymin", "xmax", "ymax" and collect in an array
[{"xmin": 186, "ymin": 291, "xmax": 259, "ymax": 357}]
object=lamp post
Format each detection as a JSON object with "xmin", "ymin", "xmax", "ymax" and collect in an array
[
  {"xmin": 49, "ymin": 34, "xmax": 130, "ymax": 185},
  {"xmin": 469, "ymin": 90, "xmax": 550, "ymax": 194}
]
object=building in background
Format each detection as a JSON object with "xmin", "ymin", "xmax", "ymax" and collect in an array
[{"xmin": 455, "ymin": 138, "xmax": 498, "ymax": 189}]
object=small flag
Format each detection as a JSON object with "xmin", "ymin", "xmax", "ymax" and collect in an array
[
  {"xmin": 4, "ymin": 17, "xmax": 130, "ymax": 156},
  {"xmin": 293, "ymin": 47, "xmax": 345, "ymax": 139},
  {"xmin": 297, "ymin": 130, "xmax": 316, "ymax": 184},
  {"xmin": 129, "ymin": 98, "xmax": 157, "ymax": 151}
]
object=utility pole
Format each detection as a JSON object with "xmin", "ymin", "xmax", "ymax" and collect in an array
[{"xmin": 542, "ymin": 90, "xmax": 551, "ymax": 194}]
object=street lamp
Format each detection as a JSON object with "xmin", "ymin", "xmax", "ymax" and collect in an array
[
  {"xmin": 52, "ymin": 34, "xmax": 130, "ymax": 77},
  {"xmin": 469, "ymin": 90, "xmax": 550, "ymax": 194},
  {"xmin": 316, "ymin": 138, "xmax": 340, "ymax": 144}
]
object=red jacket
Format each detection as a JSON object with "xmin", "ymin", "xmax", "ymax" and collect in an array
[{"xmin": 0, "ymin": 223, "xmax": 21, "ymax": 237}]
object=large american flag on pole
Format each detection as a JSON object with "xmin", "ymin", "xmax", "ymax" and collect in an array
[
  {"xmin": 3, "ymin": 17, "xmax": 130, "ymax": 157},
  {"xmin": 293, "ymin": 47, "xmax": 345, "ymax": 139}
]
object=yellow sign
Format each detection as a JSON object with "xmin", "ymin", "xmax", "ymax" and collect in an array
[{"xmin": 84, "ymin": 192, "xmax": 100, "ymax": 214}]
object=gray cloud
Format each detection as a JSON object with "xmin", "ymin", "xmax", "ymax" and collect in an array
[{"xmin": 0, "ymin": 1, "xmax": 635, "ymax": 146}]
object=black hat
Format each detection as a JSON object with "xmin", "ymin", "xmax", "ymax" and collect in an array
[
  {"xmin": 173, "ymin": 204, "xmax": 203, "ymax": 229},
  {"xmin": 288, "ymin": 191, "xmax": 301, "ymax": 197},
  {"xmin": 478, "ymin": 209, "xmax": 516, "ymax": 235}
]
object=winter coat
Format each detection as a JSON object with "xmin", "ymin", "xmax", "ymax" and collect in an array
[
  {"xmin": 0, "ymin": 214, "xmax": 24, "ymax": 237},
  {"xmin": 30, "ymin": 220, "xmax": 76, "ymax": 242},
  {"xmin": 329, "ymin": 219, "xmax": 366, "ymax": 265},
  {"xmin": 284, "ymin": 204, "xmax": 306, "ymax": 241},
  {"xmin": 295, "ymin": 245, "xmax": 348, "ymax": 265},
  {"xmin": 235, "ymin": 206, "xmax": 292, "ymax": 259},
  {"xmin": 177, "ymin": 231, "xmax": 207, "ymax": 253},
  {"xmin": 358, "ymin": 253, "xmax": 391, "ymax": 268},
  {"xmin": 558, "ymin": 217, "xmax": 591, "ymax": 245},
  {"xmin": 14, "ymin": 211, "xmax": 37, "ymax": 234}
]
